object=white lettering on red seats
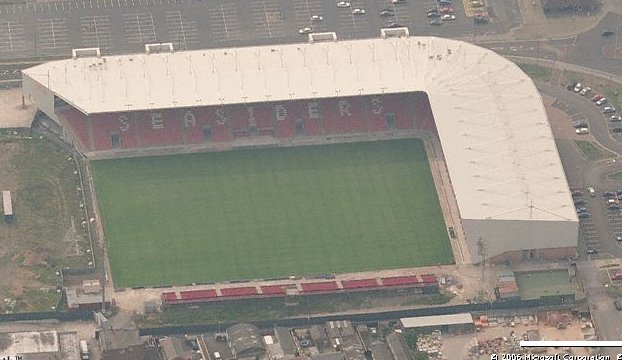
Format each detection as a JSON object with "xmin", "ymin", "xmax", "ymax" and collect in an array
[
  {"xmin": 275, "ymin": 105, "xmax": 287, "ymax": 122},
  {"xmin": 308, "ymin": 102, "xmax": 320, "ymax": 119},
  {"xmin": 184, "ymin": 110, "xmax": 196, "ymax": 128},
  {"xmin": 215, "ymin": 108, "xmax": 227, "ymax": 125},
  {"xmin": 338, "ymin": 100, "xmax": 352, "ymax": 117},
  {"xmin": 119, "ymin": 115, "xmax": 130, "ymax": 131},
  {"xmin": 371, "ymin": 97, "xmax": 383, "ymax": 115},
  {"xmin": 151, "ymin": 112, "xmax": 164, "ymax": 129},
  {"xmin": 247, "ymin": 106, "xmax": 257, "ymax": 127}
]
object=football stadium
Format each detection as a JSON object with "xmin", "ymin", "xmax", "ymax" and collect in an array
[{"xmin": 21, "ymin": 30, "xmax": 579, "ymax": 288}]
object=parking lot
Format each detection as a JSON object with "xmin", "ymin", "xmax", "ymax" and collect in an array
[{"xmin": 0, "ymin": 0, "xmax": 520, "ymax": 60}]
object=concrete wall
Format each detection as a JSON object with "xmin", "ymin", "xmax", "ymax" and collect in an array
[
  {"xmin": 462, "ymin": 218, "xmax": 578, "ymax": 262},
  {"xmin": 22, "ymin": 75, "xmax": 57, "ymax": 123}
]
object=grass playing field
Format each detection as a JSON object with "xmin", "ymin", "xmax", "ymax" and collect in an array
[{"xmin": 92, "ymin": 139, "xmax": 453, "ymax": 287}]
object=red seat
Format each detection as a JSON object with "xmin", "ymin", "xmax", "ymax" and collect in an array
[
  {"xmin": 58, "ymin": 108, "xmax": 91, "ymax": 150},
  {"xmin": 321, "ymin": 97, "xmax": 368, "ymax": 134}
]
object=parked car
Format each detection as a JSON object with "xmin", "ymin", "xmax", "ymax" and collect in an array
[
  {"xmin": 603, "ymin": 191, "xmax": 616, "ymax": 198},
  {"xmin": 576, "ymin": 206, "xmax": 588, "ymax": 213},
  {"xmin": 298, "ymin": 27, "xmax": 313, "ymax": 34},
  {"xmin": 439, "ymin": 6, "xmax": 454, "ymax": 13},
  {"xmin": 472, "ymin": 0, "xmax": 484, "ymax": 6},
  {"xmin": 380, "ymin": 9, "xmax": 395, "ymax": 16},
  {"xmin": 586, "ymin": 246, "xmax": 597, "ymax": 254},
  {"xmin": 572, "ymin": 190, "xmax": 583, "ymax": 197},
  {"xmin": 596, "ymin": 98, "xmax": 608, "ymax": 106},
  {"xmin": 427, "ymin": 11, "xmax": 441, "ymax": 17},
  {"xmin": 352, "ymin": 8, "xmax": 366, "ymax": 14},
  {"xmin": 578, "ymin": 212, "xmax": 591, "ymax": 218},
  {"xmin": 442, "ymin": 14, "xmax": 456, "ymax": 20},
  {"xmin": 574, "ymin": 199, "xmax": 587, "ymax": 206},
  {"xmin": 611, "ymin": 114, "xmax": 622, "ymax": 122},
  {"xmin": 588, "ymin": 187, "xmax": 596, "ymax": 197},
  {"xmin": 575, "ymin": 128, "xmax": 589, "ymax": 134},
  {"xmin": 613, "ymin": 233, "xmax": 622, "ymax": 242},
  {"xmin": 591, "ymin": 94, "xmax": 604, "ymax": 102},
  {"xmin": 573, "ymin": 121, "xmax": 588, "ymax": 129},
  {"xmin": 437, "ymin": 0, "xmax": 452, "ymax": 4},
  {"xmin": 386, "ymin": 21, "xmax": 403, "ymax": 28},
  {"xmin": 310, "ymin": 15, "xmax": 323, "ymax": 21},
  {"xmin": 573, "ymin": 83, "xmax": 583, "ymax": 92},
  {"xmin": 579, "ymin": 87, "xmax": 591, "ymax": 96},
  {"xmin": 614, "ymin": 298, "xmax": 622, "ymax": 310},
  {"xmin": 602, "ymin": 30, "xmax": 615, "ymax": 37},
  {"xmin": 337, "ymin": 1, "xmax": 351, "ymax": 7},
  {"xmin": 392, "ymin": 0, "xmax": 406, "ymax": 3},
  {"xmin": 429, "ymin": 18, "xmax": 443, "ymax": 25},
  {"xmin": 603, "ymin": 106, "xmax": 616, "ymax": 114},
  {"xmin": 608, "ymin": 204, "xmax": 621, "ymax": 211}
]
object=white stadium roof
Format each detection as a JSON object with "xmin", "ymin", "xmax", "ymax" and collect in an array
[{"xmin": 22, "ymin": 35, "xmax": 577, "ymax": 224}]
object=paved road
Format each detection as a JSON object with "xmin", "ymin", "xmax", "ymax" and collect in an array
[
  {"xmin": 0, "ymin": 0, "xmax": 519, "ymax": 62},
  {"xmin": 565, "ymin": 12, "xmax": 622, "ymax": 77},
  {"xmin": 537, "ymin": 82, "xmax": 622, "ymax": 257},
  {"xmin": 577, "ymin": 260, "xmax": 622, "ymax": 356}
]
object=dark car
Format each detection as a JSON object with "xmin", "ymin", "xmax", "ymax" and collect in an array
[
  {"xmin": 578, "ymin": 212, "xmax": 591, "ymax": 219},
  {"xmin": 614, "ymin": 299, "xmax": 622, "ymax": 311},
  {"xmin": 448, "ymin": 226, "xmax": 456, "ymax": 239},
  {"xmin": 586, "ymin": 247, "xmax": 597, "ymax": 254},
  {"xmin": 608, "ymin": 204, "xmax": 621, "ymax": 211},
  {"xmin": 427, "ymin": 12, "xmax": 441, "ymax": 17},
  {"xmin": 574, "ymin": 199, "xmax": 586, "ymax": 206},
  {"xmin": 602, "ymin": 30, "xmax": 615, "ymax": 37},
  {"xmin": 572, "ymin": 190, "xmax": 583, "ymax": 198},
  {"xmin": 603, "ymin": 191, "xmax": 616, "ymax": 198},
  {"xmin": 576, "ymin": 206, "xmax": 588, "ymax": 213},
  {"xmin": 387, "ymin": 22, "xmax": 403, "ymax": 28},
  {"xmin": 429, "ymin": 19, "xmax": 442, "ymax": 25}
]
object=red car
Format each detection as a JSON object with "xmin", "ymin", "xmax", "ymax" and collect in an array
[
  {"xmin": 439, "ymin": 6, "xmax": 454, "ymax": 13},
  {"xmin": 591, "ymin": 93, "xmax": 604, "ymax": 102}
]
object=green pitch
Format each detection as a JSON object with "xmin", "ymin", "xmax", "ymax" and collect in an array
[{"xmin": 92, "ymin": 139, "xmax": 453, "ymax": 287}]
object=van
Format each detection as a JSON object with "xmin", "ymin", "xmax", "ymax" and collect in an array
[{"xmin": 80, "ymin": 340, "xmax": 90, "ymax": 360}]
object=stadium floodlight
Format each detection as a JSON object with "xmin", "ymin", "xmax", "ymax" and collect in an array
[
  {"xmin": 145, "ymin": 43, "xmax": 174, "ymax": 54},
  {"xmin": 381, "ymin": 27, "xmax": 409, "ymax": 39},
  {"xmin": 72, "ymin": 48, "xmax": 101, "ymax": 60},
  {"xmin": 308, "ymin": 32, "xmax": 337, "ymax": 44}
]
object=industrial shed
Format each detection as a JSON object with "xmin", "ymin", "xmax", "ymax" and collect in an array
[{"xmin": 400, "ymin": 313, "xmax": 474, "ymax": 334}]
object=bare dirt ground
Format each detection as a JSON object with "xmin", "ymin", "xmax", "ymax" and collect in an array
[{"xmin": 0, "ymin": 89, "xmax": 35, "ymax": 128}]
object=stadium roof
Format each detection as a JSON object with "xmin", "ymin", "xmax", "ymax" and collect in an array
[
  {"xmin": 400, "ymin": 313, "xmax": 474, "ymax": 329},
  {"xmin": 22, "ymin": 36, "xmax": 577, "ymax": 223}
]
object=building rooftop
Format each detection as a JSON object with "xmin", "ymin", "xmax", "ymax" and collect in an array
[
  {"xmin": 0, "ymin": 331, "xmax": 59, "ymax": 356},
  {"xmin": 99, "ymin": 329, "xmax": 142, "ymax": 351},
  {"xmin": 386, "ymin": 332, "xmax": 413, "ymax": 360},
  {"xmin": 22, "ymin": 36, "xmax": 577, "ymax": 224},
  {"xmin": 401, "ymin": 313, "xmax": 474, "ymax": 329}
]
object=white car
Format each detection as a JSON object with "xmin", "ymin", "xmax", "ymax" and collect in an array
[
  {"xmin": 575, "ymin": 128, "xmax": 589, "ymax": 135},
  {"xmin": 337, "ymin": 1, "xmax": 351, "ymax": 7},
  {"xmin": 611, "ymin": 114, "xmax": 622, "ymax": 121},
  {"xmin": 579, "ymin": 87, "xmax": 591, "ymax": 96},
  {"xmin": 573, "ymin": 82, "xmax": 582, "ymax": 92},
  {"xmin": 392, "ymin": 0, "xmax": 406, "ymax": 3},
  {"xmin": 603, "ymin": 106, "xmax": 616, "ymax": 114},
  {"xmin": 298, "ymin": 27, "xmax": 313, "ymax": 34},
  {"xmin": 596, "ymin": 97, "xmax": 607, "ymax": 106},
  {"xmin": 442, "ymin": 14, "xmax": 456, "ymax": 20},
  {"xmin": 352, "ymin": 8, "xmax": 366, "ymax": 14},
  {"xmin": 311, "ymin": 15, "xmax": 323, "ymax": 21}
]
